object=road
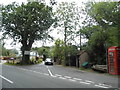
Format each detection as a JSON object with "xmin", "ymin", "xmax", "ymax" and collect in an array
[{"xmin": 0, "ymin": 61, "xmax": 120, "ymax": 89}]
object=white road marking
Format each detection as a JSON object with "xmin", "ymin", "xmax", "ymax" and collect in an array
[
  {"xmin": 64, "ymin": 76, "xmax": 71, "ymax": 79},
  {"xmin": 99, "ymin": 83, "xmax": 111, "ymax": 86},
  {"xmin": 32, "ymin": 70, "xmax": 42, "ymax": 74},
  {"xmin": 43, "ymin": 73, "xmax": 49, "ymax": 76},
  {"xmin": 17, "ymin": 67, "xmax": 43, "ymax": 75},
  {"xmin": 85, "ymin": 80, "xmax": 94, "ymax": 84},
  {"xmin": 0, "ymin": 75, "xmax": 13, "ymax": 84},
  {"xmin": 4, "ymin": 65, "xmax": 113, "ymax": 88},
  {"xmin": 59, "ymin": 77, "xmax": 67, "ymax": 80},
  {"xmin": 55, "ymin": 74, "xmax": 62, "ymax": 77},
  {"xmin": 48, "ymin": 69, "xmax": 53, "ymax": 76},
  {"xmin": 32, "ymin": 71, "xmax": 37, "ymax": 73},
  {"xmin": 46, "ymin": 66, "xmax": 53, "ymax": 76},
  {"xmin": 69, "ymin": 79, "xmax": 76, "ymax": 82},
  {"xmin": 80, "ymin": 81, "xmax": 91, "ymax": 85},
  {"xmin": 19, "ymin": 68, "xmax": 28, "ymax": 71},
  {"xmin": 28, "ymin": 70, "xmax": 33, "ymax": 72},
  {"xmin": 98, "ymin": 83, "xmax": 112, "ymax": 88},
  {"xmin": 51, "ymin": 75, "xmax": 57, "ymax": 77},
  {"xmin": 73, "ymin": 78, "xmax": 82, "ymax": 81},
  {"xmin": 95, "ymin": 84, "xmax": 110, "ymax": 88}
]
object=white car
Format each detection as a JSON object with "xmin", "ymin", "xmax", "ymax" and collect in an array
[{"xmin": 45, "ymin": 58, "xmax": 53, "ymax": 65}]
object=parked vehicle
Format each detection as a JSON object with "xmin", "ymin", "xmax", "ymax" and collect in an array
[
  {"xmin": 1, "ymin": 57, "xmax": 10, "ymax": 60},
  {"xmin": 45, "ymin": 58, "xmax": 53, "ymax": 65},
  {"xmin": 91, "ymin": 65, "xmax": 107, "ymax": 73},
  {"xmin": 1, "ymin": 57, "xmax": 16, "ymax": 60}
]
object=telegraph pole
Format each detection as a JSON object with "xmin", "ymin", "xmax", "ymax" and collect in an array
[
  {"xmin": 79, "ymin": 31, "xmax": 81, "ymax": 50},
  {"xmin": 64, "ymin": 27, "xmax": 67, "ymax": 66}
]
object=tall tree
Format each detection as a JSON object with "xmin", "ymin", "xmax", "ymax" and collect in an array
[
  {"xmin": 81, "ymin": 1, "xmax": 120, "ymax": 64},
  {"xmin": 1, "ymin": 2, "xmax": 55, "ymax": 64},
  {"xmin": 52, "ymin": 39, "xmax": 64, "ymax": 64},
  {"xmin": 54, "ymin": 2, "xmax": 82, "ymax": 65},
  {"xmin": 83, "ymin": 1, "xmax": 120, "ymax": 46}
]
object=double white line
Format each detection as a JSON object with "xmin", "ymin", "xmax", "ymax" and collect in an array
[{"xmin": 0, "ymin": 75, "xmax": 13, "ymax": 84}]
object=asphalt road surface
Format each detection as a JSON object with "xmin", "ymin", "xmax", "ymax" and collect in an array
[{"xmin": 0, "ymin": 61, "xmax": 120, "ymax": 89}]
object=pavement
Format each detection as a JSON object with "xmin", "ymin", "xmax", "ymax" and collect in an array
[{"xmin": 0, "ymin": 61, "xmax": 120, "ymax": 89}]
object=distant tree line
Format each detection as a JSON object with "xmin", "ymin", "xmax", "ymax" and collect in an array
[{"xmin": 0, "ymin": 41, "xmax": 18, "ymax": 57}]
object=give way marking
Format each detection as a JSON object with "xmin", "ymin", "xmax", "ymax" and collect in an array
[
  {"xmin": 46, "ymin": 66, "xmax": 53, "ymax": 76},
  {"xmin": 0, "ymin": 75, "xmax": 13, "ymax": 84}
]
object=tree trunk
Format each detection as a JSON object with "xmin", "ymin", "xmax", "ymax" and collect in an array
[
  {"xmin": 21, "ymin": 44, "xmax": 32, "ymax": 64},
  {"xmin": 76, "ymin": 55, "xmax": 79, "ymax": 68},
  {"xmin": 22, "ymin": 50, "xmax": 30, "ymax": 64},
  {"xmin": 21, "ymin": 36, "xmax": 34, "ymax": 65}
]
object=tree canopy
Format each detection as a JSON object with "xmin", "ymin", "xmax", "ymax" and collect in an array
[
  {"xmin": 54, "ymin": 2, "xmax": 82, "ymax": 44},
  {"xmin": 1, "ymin": 2, "xmax": 55, "ymax": 64},
  {"xmin": 80, "ymin": 1, "xmax": 120, "ymax": 64}
]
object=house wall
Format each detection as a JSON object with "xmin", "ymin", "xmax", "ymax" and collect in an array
[{"xmin": 79, "ymin": 51, "xmax": 89, "ymax": 67}]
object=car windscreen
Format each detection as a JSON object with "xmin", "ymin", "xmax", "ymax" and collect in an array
[{"xmin": 45, "ymin": 58, "xmax": 51, "ymax": 62}]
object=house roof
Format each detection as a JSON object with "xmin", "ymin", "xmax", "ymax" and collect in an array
[{"xmin": 77, "ymin": 50, "xmax": 86, "ymax": 56}]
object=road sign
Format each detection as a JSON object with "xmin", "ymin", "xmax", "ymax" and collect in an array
[{"xmin": 24, "ymin": 51, "xmax": 30, "ymax": 55}]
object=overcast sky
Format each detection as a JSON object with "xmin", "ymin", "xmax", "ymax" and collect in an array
[
  {"xmin": 0, "ymin": 0, "xmax": 119, "ymax": 5},
  {"xmin": 0, "ymin": 0, "xmax": 119, "ymax": 51}
]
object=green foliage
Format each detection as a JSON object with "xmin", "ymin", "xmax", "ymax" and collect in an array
[
  {"xmin": 2, "ymin": 2, "xmax": 54, "ymax": 42},
  {"xmin": 51, "ymin": 39, "xmax": 78, "ymax": 65},
  {"xmin": 0, "ymin": 41, "xmax": 18, "ymax": 56},
  {"xmin": 87, "ymin": 28, "xmax": 107, "ymax": 64},
  {"xmin": 4, "ymin": 62, "xmax": 18, "ymax": 66},
  {"xmin": 32, "ymin": 46, "xmax": 51, "ymax": 58},
  {"xmin": 30, "ymin": 57, "xmax": 42, "ymax": 64},
  {"xmin": 52, "ymin": 39, "xmax": 64, "ymax": 64},
  {"xmin": 89, "ymin": 2, "xmax": 119, "ymax": 27},
  {"xmin": 107, "ymin": 27, "xmax": 119, "ymax": 46},
  {"xmin": 80, "ymin": 25, "xmax": 101, "ymax": 40},
  {"xmin": 66, "ymin": 45, "xmax": 78, "ymax": 56},
  {"xmin": 54, "ymin": 2, "xmax": 82, "ymax": 65},
  {"xmin": 65, "ymin": 45, "xmax": 78, "ymax": 66},
  {"xmin": 1, "ymin": 2, "xmax": 55, "ymax": 63},
  {"xmin": 37, "ymin": 47, "xmax": 44, "ymax": 56},
  {"xmin": 1, "ymin": 48, "xmax": 10, "ymax": 56},
  {"xmin": 39, "ymin": 46, "xmax": 51, "ymax": 58},
  {"xmin": 9, "ymin": 49, "xmax": 18, "ymax": 57},
  {"xmin": 54, "ymin": 2, "xmax": 82, "ymax": 43},
  {"xmin": 81, "ymin": 1, "xmax": 120, "ymax": 65},
  {"xmin": 38, "ymin": 58, "xmax": 43, "ymax": 63}
]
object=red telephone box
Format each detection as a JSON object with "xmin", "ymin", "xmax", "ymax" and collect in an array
[{"xmin": 108, "ymin": 46, "xmax": 120, "ymax": 75}]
